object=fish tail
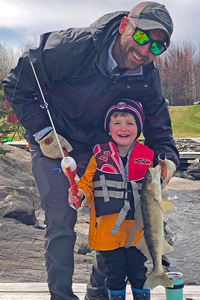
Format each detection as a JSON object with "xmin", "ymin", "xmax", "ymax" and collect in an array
[{"xmin": 143, "ymin": 270, "xmax": 173, "ymax": 290}]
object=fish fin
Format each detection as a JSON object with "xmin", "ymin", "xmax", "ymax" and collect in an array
[
  {"xmin": 136, "ymin": 235, "xmax": 152, "ymax": 261},
  {"xmin": 162, "ymin": 238, "xmax": 173, "ymax": 254},
  {"xmin": 158, "ymin": 198, "xmax": 176, "ymax": 214},
  {"xmin": 143, "ymin": 270, "xmax": 173, "ymax": 290}
]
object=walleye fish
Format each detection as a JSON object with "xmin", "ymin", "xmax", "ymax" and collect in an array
[{"xmin": 135, "ymin": 164, "xmax": 176, "ymax": 290}]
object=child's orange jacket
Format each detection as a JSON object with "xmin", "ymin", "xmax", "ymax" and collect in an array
[{"xmin": 77, "ymin": 141, "xmax": 154, "ymax": 251}]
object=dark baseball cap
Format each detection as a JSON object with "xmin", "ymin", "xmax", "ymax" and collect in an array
[{"xmin": 128, "ymin": 2, "xmax": 173, "ymax": 47}]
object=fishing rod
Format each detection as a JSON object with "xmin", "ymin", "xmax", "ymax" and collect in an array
[{"xmin": 28, "ymin": 56, "xmax": 80, "ymax": 208}]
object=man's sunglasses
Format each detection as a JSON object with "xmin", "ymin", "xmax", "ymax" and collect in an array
[{"xmin": 128, "ymin": 19, "xmax": 167, "ymax": 55}]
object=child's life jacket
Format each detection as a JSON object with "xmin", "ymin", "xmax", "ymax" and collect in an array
[{"xmin": 93, "ymin": 141, "xmax": 154, "ymax": 234}]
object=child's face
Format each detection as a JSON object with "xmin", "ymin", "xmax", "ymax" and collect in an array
[{"xmin": 109, "ymin": 113, "xmax": 138, "ymax": 148}]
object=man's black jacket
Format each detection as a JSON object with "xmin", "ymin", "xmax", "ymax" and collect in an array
[{"xmin": 3, "ymin": 11, "xmax": 179, "ymax": 167}]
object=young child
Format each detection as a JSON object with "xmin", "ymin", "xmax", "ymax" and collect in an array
[{"xmin": 69, "ymin": 99, "xmax": 154, "ymax": 300}]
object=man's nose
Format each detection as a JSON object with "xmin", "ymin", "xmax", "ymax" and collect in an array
[{"xmin": 138, "ymin": 42, "xmax": 151, "ymax": 56}]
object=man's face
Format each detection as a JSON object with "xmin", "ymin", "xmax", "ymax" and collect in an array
[{"xmin": 118, "ymin": 18, "xmax": 167, "ymax": 69}]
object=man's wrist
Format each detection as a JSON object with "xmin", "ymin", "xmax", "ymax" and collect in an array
[{"xmin": 33, "ymin": 127, "xmax": 53, "ymax": 142}]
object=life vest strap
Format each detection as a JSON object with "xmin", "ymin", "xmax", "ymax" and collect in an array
[
  {"xmin": 94, "ymin": 190, "xmax": 125, "ymax": 199},
  {"xmin": 110, "ymin": 200, "xmax": 130, "ymax": 236},
  {"xmin": 93, "ymin": 179, "xmax": 127, "ymax": 189},
  {"xmin": 100, "ymin": 175, "xmax": 110, "ymax": 202}
]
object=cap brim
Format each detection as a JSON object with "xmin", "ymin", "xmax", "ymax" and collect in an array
[{"xmin": 136, "ymin": 19, "xmax": 170, "ymax": 47}]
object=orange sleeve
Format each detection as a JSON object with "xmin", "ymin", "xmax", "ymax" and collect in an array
[{"xmin": 77, "ymin": 155, "xmax": 97, "ymax": 206}]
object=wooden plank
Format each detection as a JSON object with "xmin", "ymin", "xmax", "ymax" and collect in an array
[
  {"xmin": 0, "ymin": 292, "xmax": 200, "ymax": 300},
  {"xmin": 0, "ymin": 283, "xmax": 49, "ymax": 292},
  {"xmin": 179, "ymin": 152, "xmax": 200, "ymax": 159},
  {"xmin": 4, "ymin": 140, "xmax": 29, "ymax": 150},
  {"xmin": 1, "ymin": 283, "xmax": 200, "ymax": 299}
]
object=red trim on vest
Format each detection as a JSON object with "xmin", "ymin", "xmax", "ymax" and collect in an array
[
  {"xmin": 129, "ymin": 142, "xmax": 154, "ymax": 181},
  {"xmin": 93, "ymin": 142, "xmax": 154, "ymax": 180}
]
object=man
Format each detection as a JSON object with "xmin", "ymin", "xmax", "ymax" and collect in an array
[{"xmin": 3, "ymin": 2, "xmax": 179, "ymax": 300}]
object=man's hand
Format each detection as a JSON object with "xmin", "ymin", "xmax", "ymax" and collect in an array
[
  {"xmin": 158, "ymin": 152, "xmax": 176, "ymax": 189},
  {"xmin": 38, "ymin": 130, "xmax": 73, "ymax": 159}
]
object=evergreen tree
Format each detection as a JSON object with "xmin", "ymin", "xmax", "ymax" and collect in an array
[{"xmin": 0, "ymin": 78, "xmax": 16, "ymax": 154}]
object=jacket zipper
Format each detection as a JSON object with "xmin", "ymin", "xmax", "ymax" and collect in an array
[{"xmin": 94, "ymin": 217, "xmax": 101, "ymax": 236}]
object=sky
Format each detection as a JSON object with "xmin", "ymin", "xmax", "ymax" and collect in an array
[{"xmin": 0, "ymin": 0, "xmax": 200, "ymax": 49}]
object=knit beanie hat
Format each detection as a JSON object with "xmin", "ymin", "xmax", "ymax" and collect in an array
[{"xmin": 104, "ymin": 99, "xmax": 144, "ymax": 139}]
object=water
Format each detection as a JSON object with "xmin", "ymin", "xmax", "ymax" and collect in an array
[{"xmin": 162, "ymin": 189, "xmax": 200, "ymax": 285}]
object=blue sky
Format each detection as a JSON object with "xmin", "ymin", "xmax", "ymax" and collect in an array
[{"xmin": 1, "ymin": 0, "xmax": 200, "ymax": 49}]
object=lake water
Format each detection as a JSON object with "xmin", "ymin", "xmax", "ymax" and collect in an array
[{"xmin": 162, "ymin": 189, "xmax": 200, "ymax": 285}]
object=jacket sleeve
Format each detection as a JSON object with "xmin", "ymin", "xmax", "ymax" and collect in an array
[
  {"xmin": 2, "ymin": 29, "xmax": 93, "ymax": 136},
  {"xmin": 142, "ymin": 65, "xmax": 179, "ymax": 168},
  {"xmin": 3, "ymin": 51, "xmax": 51, "ymax": 135},
  {"xmin": 77, "ymin": 155, "xmax": 97, "ymax": 206}
]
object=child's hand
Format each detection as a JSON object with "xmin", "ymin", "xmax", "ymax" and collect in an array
[{"xmin": 68, "ymin": 188, "xmax": 84, "ymax": 204}]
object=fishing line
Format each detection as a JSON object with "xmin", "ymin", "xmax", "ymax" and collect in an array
[{"xmin": 28, "ymin": 56, "xmax": 65, "ymax": 159}]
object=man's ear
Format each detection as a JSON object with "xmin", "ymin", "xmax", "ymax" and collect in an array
[{"xmin": 119, "ymin": 17, "xmax": 128, "ymax": 35}]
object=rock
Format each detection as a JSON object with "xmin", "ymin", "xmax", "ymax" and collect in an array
[
  {"xmin": 174, "ymin": 170, "xmax": 183, "ymax": 178},
  {"xmin": 0, "ymin": 216, "xmax": 47, "ymax": 283},
  {"xmin": 0, "ymin": 144, "xmax": 41, "ymax": 225},
  {"xmin": 0, "ymin": 143, "xmax": 32, "ymax": 173},
  {"xmin": 165, "ymin": 176, "xmax": 200, "ymax": 190},
  {"xmin": 74, "ymin": 237, "xmax": 91, "ymax": 255},
  {"xmin": 0, "ymin": 143, "xmax": 93, "ymax": 283},
  {"xmin": 174, "ymin": 138, "xmax": 200, "ymax": 153},
  {"xmin": 182, "ymin": 171, "xmax": 196, "ymax": 181},
  {"xmin": 0, "ymin": 186, "xmax": 41, "ymax": 211},
  {"xmin": 194, "ymin": 100, "xmax": 200, "ymax": 105},
  {"xmin": 187, "ymin": 161, "xmax": 200, "ymax": 173},
  {"xmin": 187, "ymin": 172, "xmax": 200, "ymax": 180},
  {"xmin": 182, "ymin": 161, "xmax": 200, "ymax": 180},
  {"xmin": 0, "ymin": 194, "xmax": 36, "ymax": 225}
]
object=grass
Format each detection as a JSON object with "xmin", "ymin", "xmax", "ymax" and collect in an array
[
  {"xmin": 169, "ymin": 105, "xmax": 200, "ymax": 138},
  {"xmin": 138, "ymin": 105, "xmax": 200, "ymax": 139}
]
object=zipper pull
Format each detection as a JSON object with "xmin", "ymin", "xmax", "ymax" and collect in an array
[
  {"xmin": 94, "ymin": 221, "xmax": 98, "ymax": 236},
  {"xmin": 94, "ymin": 217, "xmax": 100, "ymax": 236}
]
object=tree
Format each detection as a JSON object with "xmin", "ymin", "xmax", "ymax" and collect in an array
[
  {"xmin": 0, "ymin": 35, "xmax": 39, "ymax": 80},
  {"xmin": 17, "ymin": 35, "xmax": 39, "ymax": 56},
  {"xmin": 0, "ymin": 78, "xmax": 16, "ymax": 154},
  {"xmin": 192, "ymin": 42, "xmax": 200, "ymax": 104},
  {"xmin": 156, "ymin": 41, "xmax": 197, "ymax": 106},
  {"xmin": 0, "ymin": 43, "xmax": 18, "ymax": 79}
]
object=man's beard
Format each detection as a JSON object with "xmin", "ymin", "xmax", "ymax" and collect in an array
[
  {"xmin": 119, "ymin": 36, "xmax": 131, "ymax": 69},
  {"xmin": 119, "ymin": 36, "xmax": 148, "ymax": 69}
]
